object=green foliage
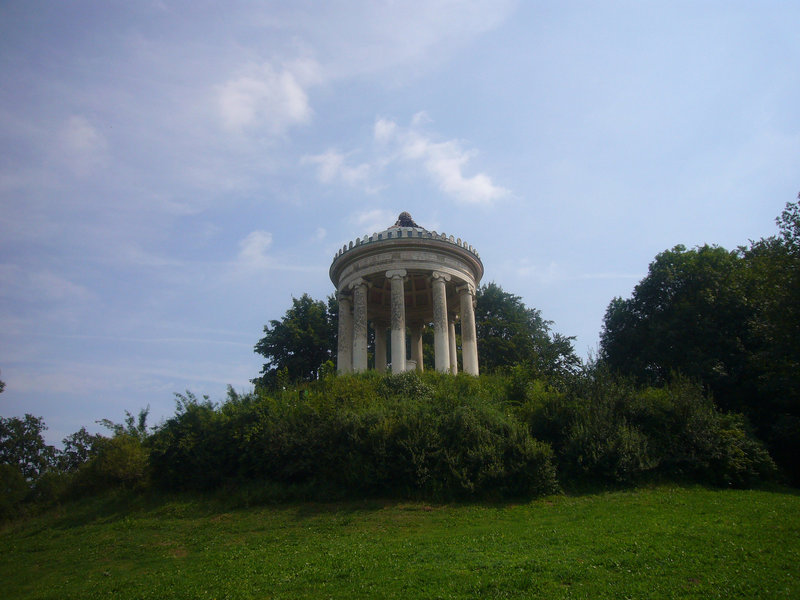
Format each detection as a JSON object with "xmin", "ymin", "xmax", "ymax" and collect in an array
[
  {"xmin": 600, "ymin": 244, "xmax": 749, "ymax": 396},
  {"xmin": 253, "ymin": 293, "xmax": 337, "ymax": 389},
  {"xmin": 145, "ymin": 370, "xmax": 774, "ymax": 499},
  {"xmin": 600, "ymin": 198, "xmax": 800, "ymax": 483},
  {"xmin": 57, "ymin": 426, "xmax": 104, "ymax": 473},
  {"xmin": 475, "ymin": 282, "xmax": 581, "ymax": 379},
  {"xmin": 1, "ymin": 365, "xmax": 780, "ymax": 518},
  {"xmin": 739, "ymin": 199, "xmax": 800, "ymax": 481},
  {"xmin": 148, "ymin": 391, "xmax": 225, "ymax": 490},
  {"xmin": 85, "ymin": 434, "xmax": 149, "ymax": 489},
  {"xmin": 97, "ymin": 406, "xmax": 151, "ymax": 440},
  {"xmin": 0, "ymin": 414, "xmax": 56, "ymax": 480},
  {"xmin": 46, "ymin": 408, "xmax": 154, "ymax": 498},
  {"xmin": 148, "ymin": 373, "xmax": 559, "ymax": 500},
  {"xmin": 0, "ymin": 463, "xmax": 28, "ymax": 520},
  {"xmin": 514, "ymin": 367, "xmax": 775, "ymax": 487}
]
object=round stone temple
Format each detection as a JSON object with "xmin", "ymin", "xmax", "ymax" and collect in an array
[{"xmin": 330, "ymin": 213, "xmax": 483, "ymax": 375}]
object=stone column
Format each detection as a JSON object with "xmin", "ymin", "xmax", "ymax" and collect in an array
[
  {"xmin": 459, "ymin": 284, "xmax": 479, "ymax": 375},
  {"xmin": 448, "ymin": 316, "xmax": 458, "ymax": 374},
  {"xmin": 351, "ymin": 279, "xmax": 368, "ymax": 373},
  {"xmin": 432, "ymin": 271, "xmax": 451, "ymax": 373},
  {"xmin": 337, "ymin": 292, "xmax": 353, "ymax": 373},
  {"xmin": 410, "ymin": 323, "xmax": 424, "ymax": 372},
  {"xmin": 386, "ymin": 269, "xmax": 407, "ymax": 373},
  {"xmin": 374, "ymin": 323, "xmax": 387, "ymax": 373}
]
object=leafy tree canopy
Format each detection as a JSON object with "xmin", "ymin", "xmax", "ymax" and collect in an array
[
  {"xmin": 0, "ymin": 414, "xmax": 56, "ymax": 480},
  {"xmin": 599, "ymin": 197, "xmax": 800, "ymax": 481},
  {"xmin": 253, "ymin": 293, "xmax": 337, "ymax": 388},
  {"xmin": 57, "ymin": 427, "xmax": 105, "ymax": 473},
  {"xmin": 475, "ymin": 282, "xmax": 580, "ymax": 379},
  {"xmin": 600, "ymin": 244, "xmax": 749, "ymax": 397}
]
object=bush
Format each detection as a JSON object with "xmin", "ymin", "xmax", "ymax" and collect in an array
[
  {"xmin": 516, "ymin": 368, "xmax": 775, "ymax": 487},
  {"xmin": 147, "ymin": 373, "xmax": 559, "ymax": 500},
  {"xmin": 141, "ymin": 370, "xmax": 776, "ymax": 501},
  {"xmin": 148, "ymin": 393, "xmax": 229, "ymax": 490},
  {"xmin": 0, "ymin": 463, "xmax": 29, "ymax": 520},
  {"xmin": 69, "ymin": 434, "xmax": 150, "ymax": 494}
]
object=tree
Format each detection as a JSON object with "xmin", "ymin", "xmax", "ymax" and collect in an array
[
  {"xmin": 253, "ymin": 293, "xmax": 337, "ymax": 388},
  {"xmin": 253, "ymin": 285, "xmax": 577, "ymax": 385},
  {"xmin": 739, "ymin": 198, "xmax": 800, "ymax": 479},
  {"xmin": 0, "ymin": 414, "xmax": 56, "ymax": 480},
  {"xmin": 97, "ymin": 406, "xmax": 151, "ymax": 441},
  {"xmin": 599, "ymin": 244, "xmax": 751, "ymax": 407},
  {"xmin": 599, "ymin": 198, "xmax": 800, "ymax": 482},
  {"xmin": 57, "ymin": 427, "xmax": 105, "ymax": 473},
  {"xmin": 475, "ymin": 283, "xmax": 580, "ymax": 378}
]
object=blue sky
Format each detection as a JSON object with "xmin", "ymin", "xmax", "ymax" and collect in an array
[{"xmin": 1, "ymin": 1, "xmax": 798, "ymax": 444}]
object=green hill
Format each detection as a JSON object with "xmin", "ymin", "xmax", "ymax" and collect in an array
[{"xmin": 1, "ymin": 485, "xmax": 798, "ymax": 599}]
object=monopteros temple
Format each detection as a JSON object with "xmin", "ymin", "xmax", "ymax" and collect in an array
[{"xmin": 330, "ymin": 212, "xmax": 483, "ymax": 375}]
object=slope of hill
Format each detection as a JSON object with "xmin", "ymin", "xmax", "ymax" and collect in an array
[{"xmin": 1, "ymin": 485, "xmax": 798, "ymax": 599}]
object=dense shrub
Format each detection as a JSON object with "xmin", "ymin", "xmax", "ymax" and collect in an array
[
  {"xmin": 147, "ymin": 374, "xmax": 559, "ymax": 500},
  {"xmin": 143, "ymin": 370, "xmax": 776, "ymax": 498},
  {"xmin": 148, "ymin": 393, "xmax": 230, "ymax": 490},
  {"xmin": 90, "ymin": 434, "xmax": 149, "ymax": 487},
  {"xmin": 4, "ymin": 369, "xmax": 779, "ymax": 518},
  {"xmin": 0, "ymin": 463, "xmax": 29, "ymax": 520},
  {"xmin": 515, "ymin": 369, "xmax": 776, "ymax": 487}
]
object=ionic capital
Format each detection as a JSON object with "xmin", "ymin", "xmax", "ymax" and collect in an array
[
  {"xmin": 385, "ymin": 269, "xmax": 407, "ymax": 280},
  {"xmin": 431, "ymin": 271, "xmax": 451, "ymax": 283},
  {"xmin": 348, "ymin": 278, "xmax": 370, "ymax": 291},
  {"xmin": 456, "ymin": 283, "xmax": 475, "ymax": 296}
]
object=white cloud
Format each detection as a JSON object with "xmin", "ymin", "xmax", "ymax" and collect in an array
[
  {"xmin": 373, "ymin": 118, "xmax": 397, "ymax": 143},
  {"xmin": 236, "ymin": 230, "xmax": 274, "ymax": 270},
  {"xmin": 375, "ymin": 116, "xmax": 509, "ymax": 204},
  {"xmin": 218, "ymin": 59, "xmax": 322, "ymax": 134},
  {"xmin": 306, "ymin": 114, "xmax": 509, "ymax": 204},
  {"xmin": 303, "ymin": 149, "xmax": 371, "ymax": 187},
  {"xmin": 230, "ymin": 230, "xmax": 325, "ymax": 277},
  {"xmin": 351, "ymin": 208, "xmax": 397, "ymax": 234}
]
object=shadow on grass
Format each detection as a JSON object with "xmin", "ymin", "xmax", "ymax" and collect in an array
[{"xmin": 11, "ymin": 475, "xmax": 798, "ymax": 534}]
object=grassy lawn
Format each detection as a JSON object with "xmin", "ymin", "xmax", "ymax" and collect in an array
[{"xmin": 1, "ymin": 485, "xmax": 798, "ymax": 599}]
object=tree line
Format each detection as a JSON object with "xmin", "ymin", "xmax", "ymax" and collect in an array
[
  {"xmin": 0, "ymin": 198, "xmax": 797, "ymax": 518},
  {"xmin": 600, "ymin": 198, "xmax": 799, "ymax": 482},
  {"xmin": 251, "ymin": 282, "xmax": 582, "ymax": 388}
]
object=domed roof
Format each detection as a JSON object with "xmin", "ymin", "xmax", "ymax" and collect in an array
[{"xmin": 330, "ymin": 210, "xmax": 483, "ymax": 290}]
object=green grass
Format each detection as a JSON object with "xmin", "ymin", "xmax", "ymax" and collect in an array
[{"xmin": 1, "ymin": 486, "xmax": 798, "ymax": 599}]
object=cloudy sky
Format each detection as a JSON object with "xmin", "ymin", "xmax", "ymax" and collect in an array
[{"xmin": 1, "ymin": 1, "xmax": 798, "ymax": 444}]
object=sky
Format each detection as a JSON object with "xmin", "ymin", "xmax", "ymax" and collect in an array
[{"xmin": 1, "ymin": 1, "xmax": 798, "ymax": 445}]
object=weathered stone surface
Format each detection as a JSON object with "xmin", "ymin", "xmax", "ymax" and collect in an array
[
  {"xmin": 432, "ymin": 272, "xmax": 450, "ymax": 373},
  {"xmin": 337, "ymin": 294, "xmax": 353, "ymax": 373},
  {"xmin": 459, "ymin": 284, "xmax": 479, "ymax": 375},
  {"xmin": 330, "ymin": 213, "xmax": 483, "ymax": 375},
  {"xmin": 351, "ymin": 280, "xmax": 368, "ymax": 372},
  {"xmin": 388, "ymin": 270, "xmax": 406, "ymax": 373}
]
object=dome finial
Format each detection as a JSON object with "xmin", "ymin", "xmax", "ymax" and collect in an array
[{"xmin": 394, "ymin": 212, "xmax": 419, "ymax": 227}]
